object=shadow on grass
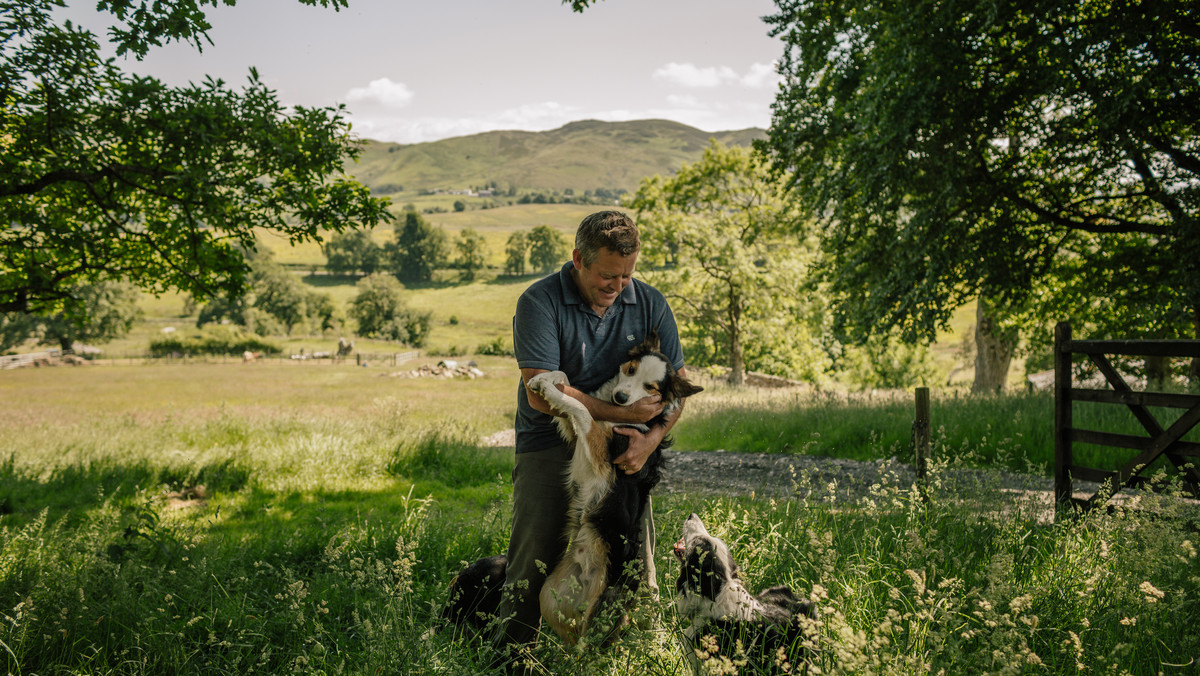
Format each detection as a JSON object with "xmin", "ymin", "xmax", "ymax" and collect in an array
[{"xmin": 0, "ymin": 456, "xmax": 250, "ymax": 525}]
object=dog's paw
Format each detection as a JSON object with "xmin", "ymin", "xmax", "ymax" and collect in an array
[{"xmin": 528, "ymin": 371, "xmax": 569, "ymax": 399}]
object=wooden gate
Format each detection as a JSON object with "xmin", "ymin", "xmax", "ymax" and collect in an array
[{"xmin": 1054, "ymin": 321, "xmax": 1200, "ymax": 515}]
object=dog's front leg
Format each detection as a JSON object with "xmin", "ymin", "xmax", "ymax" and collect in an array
[{"xmin": 527, "ymin": 372, "xmax": 591, "ymax": 434}]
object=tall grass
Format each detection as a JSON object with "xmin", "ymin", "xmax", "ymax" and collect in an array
[
  {"xmin": 676, "ymin": 378, "xmax": 1200, "ymax": 477},
  {"xmin": 1, "ymin": 365, "xmax": 1197, "ymax": 674}
]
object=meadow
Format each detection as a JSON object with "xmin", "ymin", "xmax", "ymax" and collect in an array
[
  {"xmin": 3, "ymin": 209, "xmax": 1198, "ymax": 674},
  {"xmin": 1, "ymin": 359, "xmax": 1198, "ymax": 675}
]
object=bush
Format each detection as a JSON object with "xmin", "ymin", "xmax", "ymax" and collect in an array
[
  {"xmin": 148, "ymin": 325, "xmax": 281, "ymax": 357},
  {"xmin": 476, "ymin": 336, "xmax": 513, "ymax": 357}
]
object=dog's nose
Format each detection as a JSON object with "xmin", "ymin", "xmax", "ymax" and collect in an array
[{"xmin": 613, "ymin": 391, "xmax": 629, "ymax": 405}]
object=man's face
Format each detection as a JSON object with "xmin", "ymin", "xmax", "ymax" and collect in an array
[{"xmin": 572, "ymin": 247, "xmax": 636, "ymax": 314}]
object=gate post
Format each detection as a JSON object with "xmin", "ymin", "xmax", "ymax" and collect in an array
[{"xmin": 1054, "ymin": 322, "xmax": 1074, "ymax": 516}]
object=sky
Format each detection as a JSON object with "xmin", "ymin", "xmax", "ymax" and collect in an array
[{"xmin": 61, "ymin": 0, "xmax": 785, "ymax": 145}]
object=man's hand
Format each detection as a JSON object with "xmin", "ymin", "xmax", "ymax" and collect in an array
[
  {"xmin": 622, "ymin": 393, "xmax": 664, "ymax": 425},
  {"xmin": 612, "ymin": 425, "xmax": 665, "ymax": 475}
]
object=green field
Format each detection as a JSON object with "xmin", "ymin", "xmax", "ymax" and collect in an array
[
  {"xmin": 5, "ymin": 201, "xmax": 1192, "ymax": 674},
  {"xmin": 1, "ymin": 361, "xmax": 1197, "ymax": 674}
]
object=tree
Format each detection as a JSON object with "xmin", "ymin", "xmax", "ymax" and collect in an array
[
  {"xmin": 322, "ymin": 229, "xmax": 383, "ymax": 276},
  {"xmin": 454, "ymin": 228, "xmax": 488, "ymax": 282},
  {"xmin": 628, "ymin": 141, "xmax": 827, "ymax": 385},
  {"xmin": 349, "ymin": 272, "xmax": 431, "ymax": 346},
  {"xmin": 764, "ymin": 0, "xmax": 1200, "ymax": 388},
  {"xmin": 195, "ymin": 245, "xmax": 314, "ymax": 335},
  {"xmin": 33, "ymin": 281, "xmax": 141, "ymax": 352},
  {"xmin": 504, "ymin": 231, "xmax": 528, "ymax": 276},
  {"xmin": 0, "ymin": 0, "xmax": 390, "ymax": 316},
  {"xmin": 0, "ymin": 312, "xmax": 40, "ymax": 353},
  {"xmin": 527, "ymin": 225, "xmax": 569, "ymax": 273},
  {"xmin": 249, "ymin": 262, "xmax": 308, "ymax": 335},
  {"xmin": 387, "ymin": 211, "xmax": 448, "ymax": 283}
]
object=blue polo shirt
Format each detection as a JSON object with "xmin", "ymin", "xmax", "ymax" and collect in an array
[{"xmin": 513, "ymin": 261, "xmax": 684, "ymax": 454}]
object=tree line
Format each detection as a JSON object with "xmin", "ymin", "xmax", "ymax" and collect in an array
[{"xmin": 322, "ymin": 209, "xmax": 569, "ymax": 281}]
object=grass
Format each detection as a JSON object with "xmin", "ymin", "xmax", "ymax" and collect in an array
[
  {"xmin": 1, "ymin": 363, "xmax": 1197, "ymax": 674},
  {"xmin": 674, "ymin": 377, "xmax": 1200, "ymax": 477}
]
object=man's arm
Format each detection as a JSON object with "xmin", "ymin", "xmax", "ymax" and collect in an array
[
  {"xmin": 522, "ymin": 365, "xmax": 689, "ymax": 476},
  {"xmin": 520, "ymin": 367, "xmax": 664, "ymax": 425}
]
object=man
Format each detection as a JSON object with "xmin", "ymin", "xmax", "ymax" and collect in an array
[{"xmin": 493, "ymin": 210, "xmax": 689, "ymax": 663}]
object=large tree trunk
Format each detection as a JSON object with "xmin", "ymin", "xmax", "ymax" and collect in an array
[
  {"xmin": 972, "ymin": 298, "xmax": 1016, "ymax": 394},
  {"xmin": 728, "ymin": 292, "xmax": 745, "ymax": 386}
]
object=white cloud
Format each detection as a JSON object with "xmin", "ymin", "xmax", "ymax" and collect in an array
[
  {"xmin": 346, "ymin": 101, "xmax": 584, "ymax": 144},
  {"xmin": 666, "ymin": 94, "xmax": 703, "ymax": 108},
  {"xmin": 345, "ymin": 78, "xmax": 414, "ymax": 108},
  {"xmin": 653, "ymin": 61, "xmax": 781, "ymax": 90},
  {"xmin": 741, "ymin": 61, "xmax": 781, "ymax": 89},
  {"xmin": 653, "ymin": 62, "xmax": 739, "ymax": 88}
]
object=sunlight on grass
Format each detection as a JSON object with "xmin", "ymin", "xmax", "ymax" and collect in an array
[{"xmin": 1, "ymin": 364, "xmax": 1197, "ymax": 674}]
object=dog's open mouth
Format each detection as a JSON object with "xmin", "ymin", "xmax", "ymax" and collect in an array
[{"xmin": 673, "ymin": 537, "xmax": 686, "ymax": 562}]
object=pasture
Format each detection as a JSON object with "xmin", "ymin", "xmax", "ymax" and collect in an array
[{"xmin": 1, "ymin": 361, "xmax": 1197, "ymax": 674}]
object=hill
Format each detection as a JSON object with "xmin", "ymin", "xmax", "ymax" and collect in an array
[{"xmin": 346, "ymin": 119, "xmax": 765, "ymax": 196}]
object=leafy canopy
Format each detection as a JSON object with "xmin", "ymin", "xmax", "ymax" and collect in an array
[
  {"xmin": 764, "ymin": 0, "xmax": 1199, "ymax": 343},
  {"xmin": 629, "ymin": 141, "xmax": 827, "ymax": 383},
  {"xmin": 0, "ymin": 0, "xmax": 391, "ymax": 315}
]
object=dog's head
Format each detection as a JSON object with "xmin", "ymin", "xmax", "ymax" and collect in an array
[
  {"xmin": 606, "ymin": 332, "xmax": 703, "ymax": 410},
  {"xmin": 673, "ymin": 513, "xmax": 741, "ymax": 613}
]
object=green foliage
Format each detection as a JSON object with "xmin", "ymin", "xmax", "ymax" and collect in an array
[
  {"xmin": 454, "ymin": 227, "xmax": 488, "ymax": 282},
  {"xmin": 387, "ymin": 211, "xmax": 449, "ymax": 283},
  {"xmin": 763, "ymin": 0, "xmax": 1200, "ymax": 347},
  {"xmin": 197, "ymin": 247, "xmax": 331, "ymax": 335},
  {"xmin": 503, "ymin": 230, "xmax": 528, "ymax": 275},
  {"xmin": 475, "ymin": 335, "xmax": 514, "ymax": 357},
  {"xmin": 322, "ymin": 229, "xmax": 383, "ymax": 276},
  {"xmin": 349, "ymin": 272, "xmax": 431, "ymax": 346},
  {"xmin": 0, "ymin": 0, "xmax": 390, "ymax": 316},
  {"xmin": 0, "ymin": 312, "xmax": 39, "ymax": 352},
  {"xmin": 526, "ymin": 224, "xmax": 568, "ymax": 273},
  {"xmin": 629, "ymin": 141, "xmax": 828, "ymax": 384},
  {"xmin": 148, "ymin": 324, "xmax": 281, "ymax": 357},
  {"xmin": 1, "ymin": 369, "xmax": 1198, "ymax": 674},
  {"xmin": 12, "ymin": 280, "xmax": 142, "ymax": 351},
  {"xmin": 835, "ymin": 331, "xmax": 941, "ymax": 391}
]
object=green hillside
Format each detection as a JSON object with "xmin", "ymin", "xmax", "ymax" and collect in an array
[{"xmin": 346, "ymin": 119, "xmax": 765, "ymax": 197}]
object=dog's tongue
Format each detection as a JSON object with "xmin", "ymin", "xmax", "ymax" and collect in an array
[{"xmin": 672, "ymin": 538, "xmax": 685, "ymax": 560}]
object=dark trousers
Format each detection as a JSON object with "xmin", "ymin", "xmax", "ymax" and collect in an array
[{"xmin": 492, "ymin": 444, "xmax": 659, "ymax": 657}]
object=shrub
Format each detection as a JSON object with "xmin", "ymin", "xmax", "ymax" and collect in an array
[
  {"xmin": 476, "ymin": 336, "xmax": 513, "ymax": 357},
  {"xmin": 148, "ymin": 325, "xmax": 281, "ymax": 357}
]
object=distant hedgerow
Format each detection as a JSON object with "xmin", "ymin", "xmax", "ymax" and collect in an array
[{"xmin": 148, "ymin": 325, "xmax": 282, "ymax": 357}]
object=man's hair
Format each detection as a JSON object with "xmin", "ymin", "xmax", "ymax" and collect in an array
[{"xmin": 575, "ymin": 211, "xmax": 640, "ymax": 266}]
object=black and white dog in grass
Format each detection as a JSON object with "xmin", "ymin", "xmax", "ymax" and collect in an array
[
  {"xmin": 674, "ymin": 513, "xmax": 816, "ymax": 674},
  {"xmin": 440, "ymin": 332, "xmax": 702, "ymax": 644}
]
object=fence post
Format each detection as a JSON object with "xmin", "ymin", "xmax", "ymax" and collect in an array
[
  {"xmin": 913, "ymin": 386, "xmax": 930, "ymax": 502},
  {"xmin": 1054, "ymin": 321, "xmax": 1074, "ymax": 517}
]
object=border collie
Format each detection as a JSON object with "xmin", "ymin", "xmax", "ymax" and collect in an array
[
  {"xmin": 439, "ymin": 333, "xmax": 702, "ymax": 645},
  {"xmin": 674, "ymin": 513, "xmax": 816, "ymax": 674}
]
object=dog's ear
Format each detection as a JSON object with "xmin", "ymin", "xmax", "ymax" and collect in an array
[
  {"xmin": 671, "ymin": 374, "xmax": 704, "ymax": 400},
  {"xmin": 643, "ymin": 330, "xmax": 660, "ymax": 352}
]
